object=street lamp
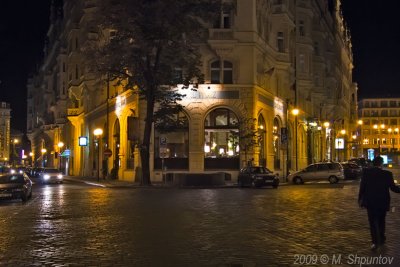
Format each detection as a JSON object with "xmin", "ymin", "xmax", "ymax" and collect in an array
[
  {"xmin": 11, "ymin": 138, "xmax": 19, "ymax": 167},
  {"xmin": 323, "ymin": 121, "xmax": 331, "ymax": 161},
  {"xmin": 93, "ymin": 128, "xmax": 103, "ymax": 182},
  {"xmin": 29, "ymin": 152, "xmax": 34, "ymax": 166},
  {"xmin": 57, "ymin": 142, "xmax": 64, "ymax": 171},
  {"xmin": 41, "ymin": 148, "xmax": 47, "ymax": 167},
  {"xmin": 292, "ymin": 108, "xmax": 299, "ymax": 171}
]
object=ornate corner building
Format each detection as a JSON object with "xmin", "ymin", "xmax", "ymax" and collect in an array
[{"xmin": 26, "ymin": 0, "xmax": 356, "ymax": 181}]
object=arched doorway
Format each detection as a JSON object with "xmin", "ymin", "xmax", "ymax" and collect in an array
[{"xmin": 258, "ymin": 114, "xmax": 266, "ymax": 167}]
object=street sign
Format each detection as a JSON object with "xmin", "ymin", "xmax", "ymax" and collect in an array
[
  {"xmin": 160, "ymin": 147, "xmax": 168, "ymax": 158},
  {"xmin": 160, "ymin": 137, "xmax": 167, "ymax": 146},
  {"xmin": 104, "ymin": 149, "xmax": 112, "ymax": 157},
  {"xmin": 61, "ymin": 149, "xmax": 71, "ymax": 157},
  {"xmin": 79, "ymin": 136, "xmax": 88, "ymax": 146}
]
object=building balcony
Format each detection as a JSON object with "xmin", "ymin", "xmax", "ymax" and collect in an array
[{"xmin": 208, "ymin": 29, "xmax": 234, "ymax": 40}]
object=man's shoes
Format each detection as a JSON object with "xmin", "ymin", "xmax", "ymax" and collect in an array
[{"xmin": 371, "ymin": 243, "xmax": 378, "ymax": 250}]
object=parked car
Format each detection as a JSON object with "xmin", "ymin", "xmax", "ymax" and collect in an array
[
  {"xmin": 341, "ymin": 162, "xmax": 362, "ymax": 179},
  {"xmin": 287, "ymin": 162, "xmax": 344, "ymax": 184},
  {"xmin": 348, "ymin": 157, "xmax": 371, "ymax": 169},
  {"xmin": 39, "ymin": 168, "xmax": 63, "ymax": 184},
  {"xmin": 238, "ymin": 166, "xmax": 280, "ymax": 188},
  {"xmin": 0, "ymin": 173, "xmax": 32, "ymax": 202}
]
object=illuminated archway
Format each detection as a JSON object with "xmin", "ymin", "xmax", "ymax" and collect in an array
[{"xmin": 204, "ymin": 108, "xmax": 239, "ymax": 169}]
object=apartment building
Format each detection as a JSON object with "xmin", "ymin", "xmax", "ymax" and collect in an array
[
  {"xmin": 358, "ymin": 98, "xmax": 400, "ymax": 164},
  {"xmin": 27, "ymin": 0, "xmax": 356, "ymax": 182}
]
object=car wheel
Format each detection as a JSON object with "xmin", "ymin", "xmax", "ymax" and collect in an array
[
  {"xmin": 28, "ymin": 189, "xmax": 32, "ymax": 199},
  {"xmin": 238, "ymin": 179, "xmax": 243, "ymax": 187},
  {"xmin": 273, "ymin": 184, "xmax": 278, "ymax": 189},
  {"xmin": 329, "ymin": 175, "xmax": 338, "ymax": 184},
  {"xmin": 293, "ymin": 177, "xmax": 303, "ymax": 185}
]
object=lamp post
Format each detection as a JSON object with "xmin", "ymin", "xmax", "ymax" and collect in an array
[
  {"xmin": 29, "ymin": 152, "xmax": 34, "ymax": 167},
  {"xmin": 11, "ymin": 138, "xmax": 19, "ymax": 167},
  {"xmin": 323, "ymin": 121, "xmax": 330, "ymax": 161},
  {"xmin": 292, "ymin": 108, "xmax": 299, "ymax": 171},
  {"xmin": 93, "ymin": 128, "xmax": 103, "ymax": 182},
  {"xmin": 357, "ymin": 120, "xmax": 363, "ymax": 157},
  {"xmin": 41, "ymin": 148, "xmax": 47, "ymax": 167},
  {"xmin": 57, "ymin": 142, "xmax": 64, "ymax": 171},
  {"xmin": 340, "ymin": 129, "xmax": 346, "ymax": 161}
]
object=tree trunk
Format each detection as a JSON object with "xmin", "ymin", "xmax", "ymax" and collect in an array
[{"xmin": 140, "ymin": 89, "xmax": 156, "ymax": 185}]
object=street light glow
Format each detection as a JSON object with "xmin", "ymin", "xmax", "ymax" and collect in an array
[
  {"xmin": 58, "ymin": 142, "xmax": 65, "ymax": 148},
  {"xmin": 340, "ymin": 129, "xmax": 346, "ymax": 135},
  {"xmin": 323, "ymin": 121, "xmax": 330, "ymax": 128},
  {"xmin": 41, "ymin": 148, "xmax": 47, "ymax": 153},
  {"xmin": 292, "ymin": 108, "xmax": 299, "ymax": 116},
  {"xmin": 93, "ymin": 128, "xmax": 103, "ymax": 137}
]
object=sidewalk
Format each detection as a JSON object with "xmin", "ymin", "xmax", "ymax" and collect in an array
[{"xmin": 63, "ymin": 175, "xmax": 240, "ymax": 188}]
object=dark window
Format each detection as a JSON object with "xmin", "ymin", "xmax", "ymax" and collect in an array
[{"xmin": 210, "ymin": 60, "xmax": 233, "ymax": 84}]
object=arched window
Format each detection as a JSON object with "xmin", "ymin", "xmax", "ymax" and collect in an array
[
  {"xmin": 204, "ymin": 108, "xmax": 239, "ymax": 169},
  {"xmin": 154, "ymin": 111, "xmax": 189, "ymax": 170},
  {"xmin": 210, "ymin": 60, "xmax": 233, "ymax": 84}
]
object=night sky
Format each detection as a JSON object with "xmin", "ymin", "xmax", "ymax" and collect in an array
[{"xmin": 0, "ymin": 0, "xmax": 399, "ymax": 133}]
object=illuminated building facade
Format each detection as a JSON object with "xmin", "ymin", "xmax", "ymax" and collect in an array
[
  {"xmin": 27, "ymin": 0, "xmax": 356, "ymax": 181},
  {"xmin": 0, "ymin": 102, "xmax": 11, "ymax": 164},
  {"xmin": 358, "ymin": 98, "xmax": 400, "ymax": 163}
]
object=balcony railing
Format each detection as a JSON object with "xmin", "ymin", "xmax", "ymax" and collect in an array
[{"xmin": 208, "ymin": 29, "xmax": 234, "ymax": 40}]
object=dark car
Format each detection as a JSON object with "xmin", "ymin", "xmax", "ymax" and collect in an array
[
  {"xmin": 39, "ymin": 168, "xmax": 63, "ymax": 184},
  {"xmin": 0, "ymin": 173, "xmax": 32, "ymax": 202},
  {"xmin": 238, "ymin": 166, "xmax": 280, "ymax": 188},
  {"xmin": 348, "ymin": 157, "xmax": 370, "ymax": 169},
  {"xmin": 341, "ymin": 162, "xmax": 362, "ymax": 180}
]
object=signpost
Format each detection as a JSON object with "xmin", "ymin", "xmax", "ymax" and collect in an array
[
  {"xmin": 104, "ymin": 148, "xmax": 112, "ymax": 158},
  {"xmin": 160, "ymin": 137, "xmax": 167, "ymax": 183}
]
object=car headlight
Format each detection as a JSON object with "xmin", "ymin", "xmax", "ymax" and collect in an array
[
  {"xmin": 43, "ymin": 174, "xmax": 50, "ymax": 180},
  {"xmin": 19, "ymin": 170, "xmax": 24, "ymax": 174},
  {"xmin": 57, "ymin": 174, "xmax": 63, "ymax": 179},
  {"xmin": 10, "ymin": 169, "xmax": 16, "ymax": 174}
]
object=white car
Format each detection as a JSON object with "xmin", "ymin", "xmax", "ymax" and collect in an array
[
  {"xmin": 288, "ymin": 162, "xmax": 344, "ymax": 184},
  {"xmin": 40, "ymin": 168, "xmax": 63, "ymax": 184}
]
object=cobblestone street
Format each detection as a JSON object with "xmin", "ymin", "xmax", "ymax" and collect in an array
[{"xmin": 1, "ymin": 180, "xmax": 399, "ymax": 266}]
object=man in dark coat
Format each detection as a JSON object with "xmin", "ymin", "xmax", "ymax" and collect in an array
[{"xmin": 358, "ymin": 156, "xmax": 400, "ymax": 250}]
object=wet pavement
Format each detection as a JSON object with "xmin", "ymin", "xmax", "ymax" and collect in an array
[{"xmin": 0, "ymin": 176, "xmax": 399, "ymax": 266}]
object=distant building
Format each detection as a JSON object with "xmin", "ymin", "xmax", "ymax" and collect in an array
[
  {"xmin": 0, "ymin": 102, "xmax": 11, "ymax": 165},
  {"xmin": 358, "ymin": 98, "xmax": 400, "ymax": 163}
]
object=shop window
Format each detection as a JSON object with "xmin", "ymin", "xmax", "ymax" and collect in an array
[
  {"xmin": 204, "ymin": 108, "xmax": 239, "ymax": 170},
  {"xmin": 154, "ymin": 112, "xmax": 189, "ymax": 170}
]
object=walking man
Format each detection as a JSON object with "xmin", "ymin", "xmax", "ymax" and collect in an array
[{"xmin": 358, "ymin": 156, "xmax": 400, "ymax": 250}]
